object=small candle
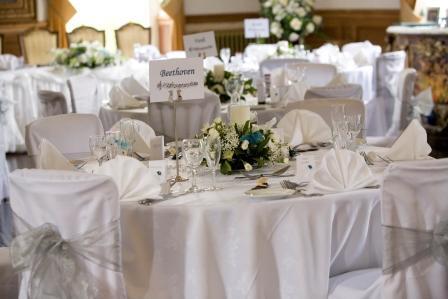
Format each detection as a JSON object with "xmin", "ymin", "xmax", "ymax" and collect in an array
[
  {"xmin": 229, "ymin": 104, "xmax": 251, "ymax": 126},
  {"xmin": 213, "ymin": 63, "xmax": 225, "ymax": 82}
]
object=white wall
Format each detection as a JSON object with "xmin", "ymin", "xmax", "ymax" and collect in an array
[{"xmin": 184, "ymin": 0, "xmax": 400, "ymax": 15}]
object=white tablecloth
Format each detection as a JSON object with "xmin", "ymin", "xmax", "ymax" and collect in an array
[
  {"xmin": 119, "ymin": 161, "xmax": 383, "ymax": 299},
  {"xmin": 0, "ymin": 60, "xmax": 149, "ymax": 152}
]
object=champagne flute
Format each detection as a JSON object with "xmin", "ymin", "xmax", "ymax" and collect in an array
[
  {"xmin": 182, "ymin": 139, "xmax": 204, "ymax": 193},
  {"xmin": 220, "ymin": 48, "xmax": 231, "ymax": 66},
  {"xmin": 203, "ymin": 136, "xmax": 222, "ymax": 191},
  {"xmin": 89, "ymin": 135, "xmax": 107, "ymax": 166},
  {"xmin": 225, "ymin": 75, "xmax": 242, "ymax": 104},
  {"xmin": 346, "ymin": 113, "xmax": 362, "ymax": 151},
  {"xmin": 331, "ymin": 104, "xmax": 348, "ymax": 149}
]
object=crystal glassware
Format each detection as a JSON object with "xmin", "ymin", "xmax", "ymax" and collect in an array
[
  {"xmin": 203, "ymin": 136, "xmax": 222, "ymax": 191},
  {"xmin": 89, "ymin": 135, "xmax": 107, "ymax": 166},
  {"xmin": 182, "ymin": 139, "xmax": 204, "ymax": 193},
  {"xmin": 220, "ymin": 48, "xmax": 231, "ymax": 66},
  {"xmin": 346, "ymin": 113, "xmax": 362, "ymax": 151},
  {"xmin": 225, "ymin": 75, "xmax": 243, "ymax": 104},
  {"xmin": 331, "ymin": 104, "xmax": 349, "ymax": 149}
]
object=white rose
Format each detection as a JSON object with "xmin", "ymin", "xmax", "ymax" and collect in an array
[
  {"xmin": 270, "ymin": 22, "xmax": 284, "ymax": 38},
  {"xmin": 306, "ymin": 22, "xmax": 315, "ymax": 33},
  {"xmin": 272, "ymin": 4, "xmax": 283, "ymax": 15},
  {"xmin": 289, "ymin": 32, "xmax": 300, "ymax": 42},
  {"xmin": 296, "ymin": 7, "xmax": 306, "ymax": 17},
  {"xmin": 263, "ymin": 0, "xmax": 272, "ymax": 7},
  {"xmin": 241, "ymin": 140, "xmax": 249, "ymax": 150},
  {"xmin": 313, "ymin": 15, "xmax": 322, "ymax": 25},
  {"xmin": 243, "ymin": 161, "xmax": 253, "ymax": 172},
  {"xmin": 289, "ymin": 18, "xmax": 303, "ymax": 31}
]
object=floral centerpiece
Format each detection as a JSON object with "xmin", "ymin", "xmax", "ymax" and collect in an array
[
  {"xmin": 205, "ymin": 67, "xmax": 257, "ymax": 104},
  {"xmin": 201, "ymin": 118, "xmax": 289, "ymax": 174},
  {"xmin": 53, "ymin": 41, "xmax": 119, "ymax": 69},
  {"xmin": 260, "ymin": 0, "xmax": 322, "ymax": 44}
]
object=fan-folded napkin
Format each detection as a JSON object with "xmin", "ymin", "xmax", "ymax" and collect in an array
[
  {"xmin": 120, "ymin": 76, "xmax": 149, "ymax": 96},
  {"xmin": 368, "ymin": 119, "xmax": 431, "ymax": 161},
  {"xmin": 308, "ymin": 149, "xmax": 377, "ymax": 194},
  {"xmin": 277, "ymin": 109, "xmax": 332, "ymax": 146},
  {"xmin": 109, "ymin": 86, "xmax": 146, "ymax": 110},
  {"xmin": 93, "ymin": 156, "xmax": 161, "ymax": 201},
  {"xmin": 38, "ymin": 139, "xmax": 76, "ymax": 171}
]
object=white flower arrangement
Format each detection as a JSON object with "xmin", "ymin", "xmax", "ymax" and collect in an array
[
  {"xmin": 261, "ymin": 0, "xmax": 322, "ymax": 43},
  {"xmin": 53, "ymin": 41, "xmax": 120, "ymax": 69}
]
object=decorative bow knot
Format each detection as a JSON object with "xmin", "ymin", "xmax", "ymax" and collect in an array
[
  {"xmin": 10, "ymin": 216, "xmax": 122, "ymax": 299},
  {"xmin": 383, "ymin": 220, "xmax": 448, "ymax": 274}
]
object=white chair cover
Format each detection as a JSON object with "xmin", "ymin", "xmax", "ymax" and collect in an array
[
  {"xmin": 37, "ymin": 90, "xmax": 68, "ymax": 117},
  {"xmin": 375, "ymin": 51, "xmax": 406, "ymax": 132},
  {"xmin": 148, "ymin": 91, "xmax": 220, "ymax": 142},
  {"xmin": 293, "ymin": 62, "xmax": 338, "ymax": 87},
  {"xmin": 259, "ymin": 58, "xmax": 309, "ymax": 76},
  {"xmin": 304, "ymin": 84, "xmax": 363, "ymax": 100},
  {"xmin": 342, "ymin": 41, "xmax": 382, "ymax": 66},
  {"xmin": 67, "ymin": 74, "xmax": 100, "ymax": 114},
  {"xmin": 244, "ymin": 44, "xmax": 278, "ymax": 64},
  {"xmin": 0, "ymin": 125, "xmax": 9, "ymax": 199},
  {"xmin": 329, "ymin": 159, "xmax": 448, "ymax": 299},
  {"xmin": 0, "ymin": 247, "xmax": 18, "ymax": 298},
  {"xmin": 286, "ymin": 98, "xmax": 366, "ymax": 137},
  {"xmin": 0, "ymin": 54, "xmax": 24, "ymax": 71},
  {"xmin": 25, "ymin": 114, "xmax": 104, "ymax": 160},
  {"xmin": 165, "ymin": 51, "xmax": 186, "ymax": 59},
  {"xmin": 9, "ymin": 169, "xmax": 127, "ymax": 299}
]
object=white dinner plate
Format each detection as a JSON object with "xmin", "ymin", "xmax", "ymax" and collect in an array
[{"xmin": 245, "ymin": 188, "xmax": 295, "ymax": 200}]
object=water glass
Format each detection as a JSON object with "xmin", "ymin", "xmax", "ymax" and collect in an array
[
  {"xmin": 89, "ymin": 135, "xmax": 107, "ymax": 166},
  {"xmin": 331, "ymin": 104, "xmax": 349, "ymax": 149},
  {"xmin": 220, "ymin": 48, "xmax": 231, "ymax": 65},
  {"xmin": 182, "ymin": 139, "xmax": 204, "ymax": 193},
  {"xmin": 225, "ymin": 76, "xmax": 243, "ymax": 104},
  {"xmin": 203, "ymin": 137, "xmax": 222, "ymax": 191}
]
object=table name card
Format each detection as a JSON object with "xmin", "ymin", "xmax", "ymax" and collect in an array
[
  {"xmin": 244, "ymin": 18, "xmax": 270, "ymax": 39},
  {"xmin": 149, "ymin": 58, "xmax": 204, "ymax": 102},
  {"xmin": 183, "ymin": 31, "xmax": 217, "ymax": 58}
]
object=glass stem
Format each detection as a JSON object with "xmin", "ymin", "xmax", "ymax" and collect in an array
[
  {"xmin": 192, "ymin": 167, "xmax": 198, "ymax": 190},
  {"xmin": 212, "ymin": 169, "xmax": 216, "ymax": 189}
]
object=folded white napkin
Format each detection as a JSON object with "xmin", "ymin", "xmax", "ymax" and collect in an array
[
  {"xmin": 308, "ymin": 149, "xmax": 378, "ymax": 194},
  {"xmin": 109, "ymin": 86, "xmax": 146, "ymax": 110},
  {"xmin": 120, "ymin": 76, "xmax": 149, "ymax": 97},
  {"xmin": 368, "ymin": 119, "xmax": 432, "ymax": 161},
  {"xmin": 412, "ymin": 87, "xmax": 434, "ymax": 116},
  {"xmin": 38, "ymin": 139, "xmax": 76, "ymax": 171},
  {"xmin": 111, "ymin": 120, "xmax": 156, "ymax": 155},
  {"xmin": 0, "ymin": 54, "xmax": 24, "ymax": 70},
  {"xmin": 277, "ymin": 109, "xmax": 332, "ymax": 146},
  {"xmin": 93, "ymin": 156, "xmax": 161, "ymax": 201}
]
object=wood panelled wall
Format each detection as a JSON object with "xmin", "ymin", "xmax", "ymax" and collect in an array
[{"xmin": 186, "ymin": 9, "xmax": 400, "ymax": 51}]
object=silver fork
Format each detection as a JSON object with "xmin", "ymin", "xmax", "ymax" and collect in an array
[
  {"xmin": 360, "ymin": 151, "xmax": 374, "ymax": 166},
  {"xmin": 235, "ymin": 165, "xmax": 292, "ymax": 179},
  {"xmin": 280, "ymin": 180, "xmax": 308, "ymax": 190}
]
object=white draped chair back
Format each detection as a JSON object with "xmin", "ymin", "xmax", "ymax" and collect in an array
[
  {"xmin": 25, "ymin": 114, "xmax": 104, "ymax": 161},
  {"xmin": 286, "ymin": 98, "xmax": 365, "ymax": 137},
  {"xmin": 259, "ymin": 58, "xmax": 309, "ymax": 76},
  {"xmin": 342, "ymin": 41, "xmax": 382, "ymax": 65},
  {"xmin": 37, "ymin": 90, "xmax": 68, "ymax": 117},
  {"xmin": 304, "ymin": 84, "xmax": 363, "ymax": 100},
  {"xmin": 291, "ymin": 62, "xmax": 337, "ymax": 87},
  {"xmin": 9, "ymin": 169, "xmax": 127, "ymax": 299},
  {"xmin": 67, "ymin": 74, "xmax": 100, "ymax": 114},
  {"xmin": 147, "ymin": 91, "xmax": 220, "ymax": 142},
  {"xmin": 376, "ymin": 51, "xmax": 406, "ymax": 130},
  {"xmin": 0, "ymin": 127, "xmax": 8, "ymax": 200}
]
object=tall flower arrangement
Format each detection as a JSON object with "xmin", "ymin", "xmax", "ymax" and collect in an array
[{"xmin": 260, "ymin": 0, "xmax": 322, "ymax": 44}]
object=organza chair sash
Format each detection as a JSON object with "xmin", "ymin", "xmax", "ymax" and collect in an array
[
  {"xmin": 383, "ymin": 220, "xmax": 448, "ymax": 275},
  {"xmin": 10, "ymin": 212, "xmax": 122, "ymax": 299}
]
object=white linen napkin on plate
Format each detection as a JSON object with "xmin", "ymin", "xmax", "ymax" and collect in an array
[
  {"xmin": 109, "ymin": 86, "xmax": 146, "ymax": 110},
  {"xmin": 368, "ymin": 119, "xmax": 432, "ymax": 161},
  {"xmin": 120, "ymin": 76, "xmax": 149, "ymax": 96},
  {"xmin": 93, "ymin": 156, "xmax": 161, "ymax": 201},
  {"xmin": 308, "ymin": 149, "xmax": 378, "ymax": 194},
  {"xmin": 38, "ymin": 139, "xmax": 76, "ymax": 171},
  {"xmin": 277, "ymin": 109, "xmax": 332, "ymax": 146}
]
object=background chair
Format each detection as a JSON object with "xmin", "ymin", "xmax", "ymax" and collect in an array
[
  {"xmin": 25, "ymin": 114, "xmax": 104, "ymax": 161},
  {"xmin": 329, "ymin": 159, "xmax": 448, "ymax": 299},
  {"xmin": 115, "ymin": 23, "xmax": 151, "ymax": 58},
  {"xmin": 9, "ymin": 169, "xmax": 127, "ymax": 298},
  {"xmin": 20, "ymin": 29, "xmax": 58, "ymax": 65},
  {"xmin": 67, "ymin": 74, "xmax": 100, "ymax": 114},
  {"xmin": 67, "ymin": 26, "xmax": 106, "ymax": 46},
  {"xmin": 37, "ymin": 90, "xmax": 69, "ymax": 117},
  {"xmin": 147, "ymin": 91, "xmax": 220, "ymax": 142},
  {"xmin": 259, "ymin": 58, "xmax": 309, "ymax": 76},
  {"xmin": 304, "ymin": 84, "xmax": 363, "ymax": 100},
  {"xmin": 293, "ymin": 63, "xmax": 338, "ymax": 87}
]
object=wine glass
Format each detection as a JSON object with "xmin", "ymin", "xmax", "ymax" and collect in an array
[
  {"xmin": 346, "ymin": 113, "xmax": 362, "ymax": 151},
  {"xmin": 331, "ymin": 104, "xmax": 348, "ymax": 149},
  {"xmin": 89, "ymin": 135, "xmax": 107, "ymax": 166},
  {"xmin": 203, "ymin": 136, "xmax": 221, "ymax": 191},
  {"xmin": 225, "ymin": 75, "xmax": 242, "ymax": 104},
  {"xmin": 182, "ymin": 139, "xmax": 204, "ymax": 193},
  {"xmin": 220, "ymin": 48, "xmax": 231, "ymax": 66}
]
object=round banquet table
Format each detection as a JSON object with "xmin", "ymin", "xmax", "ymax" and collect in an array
[{"xmin": 119, "ymin": 157, "xmax": 383, "ymax": 299}]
